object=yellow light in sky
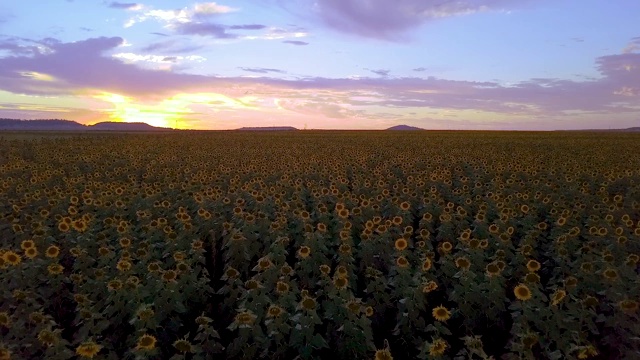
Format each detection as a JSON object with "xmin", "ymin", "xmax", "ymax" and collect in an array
[{"xmin": 94, "ymin": 91, "xmax": 258, "ymax": 129}]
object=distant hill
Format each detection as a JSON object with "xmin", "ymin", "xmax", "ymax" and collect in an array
[
  {"xmin": 89, "ymin": 122, "xmax": 170, "ymax": 131},
  {"xmin": 558, "ymin": 127, "xmax": 640, "ymax": 132},
  {"xmin": 386, "ymin": 125, "xmax": 425, "ymax": 131},
  {"xmin": 235, "ymin": 126, "xmax": 298, "ymax": 131},
  {"xmin": 0, "ymin": 118, "xmax": 171, "ymax": 131}
]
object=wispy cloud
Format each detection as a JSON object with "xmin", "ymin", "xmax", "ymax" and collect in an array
[
  {"xmin": 623, "ymin": 36, "xmax": 640, "ymax": 54},
  {"xmin": 124, "ymin": 2, "xmax": 238, "ymax": 28},
  {"xmin": 140, "ymin": 39, "xmax": 203, "ymax": 54},
  {"xmin": 283, "ymin": 40, "xmax": 309, "ymax": 46},
  {"xmin": 367, "ymin": 68, "xmax": 390, "ymax": 77},
  {"xmin": 239, "ymin": 67, "xmax": 286, "ymax": 74},
  {"xmin": 295, "ymin": 0, "xmax": 517, "ymax": 41},
  {"xmin": 107, "ymin": 2, "xmax": 142, "ymax": 10}
]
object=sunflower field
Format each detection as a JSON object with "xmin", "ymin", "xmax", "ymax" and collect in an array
[{"xmin": 0, "ymin": 131, "xmax": 638, "ymax": 360}]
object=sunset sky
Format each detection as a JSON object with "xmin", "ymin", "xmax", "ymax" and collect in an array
[{"xmin": 0, "ymin": 1, "xmax": 639, "ymax": 130}]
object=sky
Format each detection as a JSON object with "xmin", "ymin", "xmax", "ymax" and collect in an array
[{"xmin": 0, "ymin": 1, "xmax": 639, "ymax": 130}]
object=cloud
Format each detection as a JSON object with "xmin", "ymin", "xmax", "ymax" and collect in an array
[
  {"xmin": 239, "ymin": 67, "xmax": 286, "ymax": 74},
  {"xmin": 229, "ymin": 24, "xmax": 267, "ymax": 30},
  {"xmin": 125, "ymin": 2, "xmax": 238, "ymax": 28},
  {"xmin": 107, "ymin": 2, "xmax": 142, "ymax": 10},
  {"xmin": 368, "ymin": 69, "xmax": 390, "ymax": 76},
  {"xmin": 1, "ymin": 35, "xmax": 639, "ymax": 130},
  {"xmin": 140, "ymin": 39, "xmax": 204, "ymax": 54},
  {"xmin": 174, "ymin": 22, "xmax": 236, "ymax": 38},
  {"xmin": 623, "ymin": 37, "xmax": 640, "ymax": 54},
  {"xmin": 413, "ymin": 67, "xmax": 427, "ymax": 72},
  {"xmin": 283, "ymin": 40, "xmax": 309, "ymax": 46},
  {"xmin": 150, "ymin": 32, "xmax": 169, "ymax": 37},
  {"xmin": 112, "ymin": 52, "xmax": 206, "ymax": 64},
  {"xmin": 297, "ymin": 0, "xmax": 517, "ymax": 40}
]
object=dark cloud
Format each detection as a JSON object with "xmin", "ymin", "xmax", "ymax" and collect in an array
[
  {"xmin": 283, "ymin": 40, "xmax": 309, "ymax": 46},
  {"xmin": 302, "ymin": 0, "xmax": 519, "ymax": 41},
  {"xmin": 174, "ymin": 22, "xmax": 237, "ymax": 38},
  {"xmin": 413, "ymin": 67, "xmax": 427, "ymax": 72},
  {"xmin": 107, "ymin": 2, "xmax": 140, "ymax": 10},
  {"xmin": 140, "ymin": 39, "xmax": 205, "ymax": 54},
  {"xmin": 368, "ymin": 69, "xmax": 390, "ymax": 76},
  {"xmin": 239, "ymin": 67, "xmax": 286, "ymax": 74},
  {"xmin": 228, "ymin": 24, "xmax": 267, "ymax": 30}
]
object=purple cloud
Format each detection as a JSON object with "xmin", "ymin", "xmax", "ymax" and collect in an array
[
  {"xmin": 283, "ymin": 40, "xmax": 309, "ymax": 46},
  {"xmin": 368, "ymin": 69, "xmax": 390, "ymax": 76},
  {"xmin": 239, "ymin": 67, "xmax": 286, "ymax": 74},
  {"xmin": 306, "ymin": 0, "xmax": 516, "ymax": 40},
  {"xmin": 1, "ymin": 35, "xmax": 639, "ymax": 123},
  {"xmin": 174, "ymin": 22, "xmax": 236, "ymax": 38},
  {"xmin": 229, "ymin": 24, "xmax": 267, "ymax": 30},
  {"xmin": 107, "ymin": 2, "xmax": 140, "ymax": 10},
  {"xmin": 140, "ymin": 39, "xmax": 203, "ymax": 54}
]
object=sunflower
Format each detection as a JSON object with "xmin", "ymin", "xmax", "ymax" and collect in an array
[
  {"xmin": 334, "ymin": 277, "xmax": 349, "ymax": 289},
  {"xmin": 364, "ymin": 306, "xmax": 374, "ymax": 317},
  {"xmin": 565, "ymin": 276, "xmax": 578, "ymax": 287},
  {"xmin": 603, "ymin": 268, "xmax": 618, "ymax": 281},
  {"xmin": 319, "ymin": 264, "xmax": 331, "ymax": 275},
  {"xmin": 147, "ymin": 262, "xmax": 161, "ymax": 273},
  {"xmin": 20, "ymin": 240, "xmax": 35, "ymax": 250},
  {"xmin": 422, "ymin": 280, "xmax": 438, "ymax": 293},
  {"xmin": 392, "ymin": 216, "xmax": 403, "ymax": 226},
  {"xmin": 0, "ymin": 312, "xmax": 10, "ymax": 328},
  {"xmin": 3, "ymin": 251, "xmax": 21, "ymax": 266},
  {"xmin": 399, "ymin": 201, "xmax": 410, "ymax": 211},
  {"xmin": 58, "ymin": 222, "xmax": 70, "ymax": 232},
  {"xmin": 119, "ymin": 238, "xmax": 131, "ymax": 248},
  {"xmin": 72, "ymin": 220, "xmax": 88, "ymax": 233},
  {"xmin": 38, "ymin": 329, "xmax": 58, "ymax": 346},
  {"xmin": 116, "ymin": 260, "xmax": 132, "ymax": 272},
  {"xmin": 551, "ymin": 289, "xmax": 566, "ymax": 306},
  {"xmin": 258, "ymin": 258, "xmax": 273, "ymax": 271},
  {"xmin": 162, "ymin": 270, "xmax": 178, "ymax": 283},
  {"xmin": 339, "ymin": 244, "xmax": 352, "ymax": 254},
  {"xmin": 619, "ymin": 299, "xmax": 639, "ymax": 314},
  {"xmin": 135, "ymin": 334, "xmax": 157, "ymax": 351},
  {"xmin": 47, "ymin": 263, "xmax": 64, "ymax": 275},
  {"xmin": 374, "ymin": 348, "xmax": 393, "ymax": 360},
  {"xmin": 335, "ymin": 265, "xmax": 348, "ymax": 278},
  {"xmin": 317, "ymin": 223, "xmax": 327, "ymax": 232},
  {"xmin": 267, "ymin": 305, "xmax": 284, "ymax": 318},
  {"xmin": 280, "ymin": 265, "xmax": 294, "ymax": 276},
  {"xmin": 432, "ymin": 306, "xmax": 451, "ymax": 322},
  {"xmin": 526, "ymin": 259, "xmax": 541, "ymax": 272},
  {"xmin": 440, "ymin": 241, "xmax": 452, "ymax": 253},
  {"xmin": 173, "ymin": 339, "xmax": 193, "ymax": 353},
  {"xmin": 235, "ymin": 310, "xmax": 257, "ymax": 326},
  {"xmin": 107, "ymin": 280, "xmax": 123, "ymax": 291},
  {"xmin": 396, "ymin": 256, "xmax": 409, "ymax": 268},
  {"xmin": 524, "ymin": 272, "xmax": 540, "ymax": 283},
  {"xmin": 76, "ymin": 340, "xmax": 102, "ymax": 359},
  {"xmin": 276, "ymin": 281, "xmax": 290, "ymax": 294},
  {"xmin": 422, "ymin": 258, "xmax": 432, "ymax": 271},
  {"xmin": 301, "ymin": 297, "xmax": 317, "ymax": 311},
  {"xmin": 136, "ymin": 307, "xmax": 155, "ymax": 320},
  {"xmin": 24, "ymin": 247, "xmax": 38, "ymax": 259},
  {"xmin": 298, "ymin": 246, "xmax": 311, "ymax": 259},
  {"xmin": 338, "ymin": 208, "xmax": 350, "ymax": 218},
  {"xmin": 455, "ymin": 256, "xmax": 470, "ymax": 270},
  {"xmin": 514, "ymin": 284, "xmax": 532, "ymax": 301},
  {"xmin": 245, "ymin": 279, "xmax": 260, "ymax": 290},
  {"xmin": 45, "ymin": 245, "xmax": 59, "ymax": 258},
  {"xmin": 486, "ymin": 262, "xmax": 501, "ymax": 277},
  {"xmin": 428, "ymin": 338, "xmax": 448, "ymax": 357}
]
